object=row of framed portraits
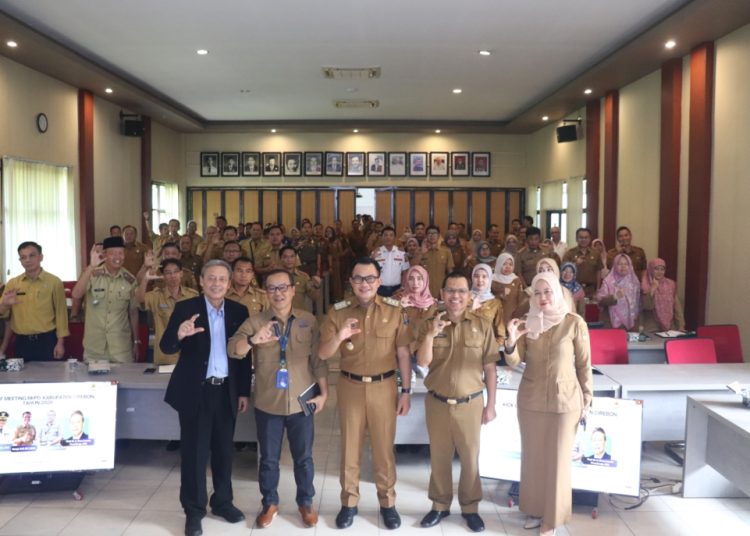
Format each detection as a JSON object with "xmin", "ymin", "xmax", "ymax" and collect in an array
[{"xmin": 200, "ymin": 151, "xmax": 491, "ymax": 178}]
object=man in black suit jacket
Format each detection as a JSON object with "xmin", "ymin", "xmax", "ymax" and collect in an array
[{"xmin": 161, "ymin": 259, "xmax": 251, "ymax": 536}]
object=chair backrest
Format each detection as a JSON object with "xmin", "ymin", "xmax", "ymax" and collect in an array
[
  {"xmin": 696, "ymin": 324, "xmax": 743, "ymax": 364},
  {"xmin": 665, "ymin": 337, "xmax": 717, "ymax": 364},
  {"xmin": 589, "ymin": 328, "xmax": 629, "ymax": 365}
]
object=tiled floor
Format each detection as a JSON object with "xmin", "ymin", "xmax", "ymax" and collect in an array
[{"xmin": 1, "ymin": 380, "xmax": 749, "ymax": 535}]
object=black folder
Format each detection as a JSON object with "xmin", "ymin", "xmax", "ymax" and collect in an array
[{"xmin": 297, "ymin": 383, "xmax": 321, "ymax": 416}]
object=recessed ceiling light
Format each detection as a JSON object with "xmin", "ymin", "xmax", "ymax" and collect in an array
[
  {"xmin": 452, "ymin": 88, "xmax": 462, "ymax": 94},
  {"xmin": 435, "ymin": 129, "xmax": 441, "ymax": 134},
  {"xmin": 478, "ymin": 50, "xmax": 491, "ymax": 56},
  {"xmin": 584, "ymin": 88, "xmax": 592, "ymax": 95},
  {"xmin": 196, "ymin": 49, "xmax": 209, "ymax": 55},
  {"xmin": 665, "ymin": 40, "xmax": 676, "ymax": 49},
  {"xmin": 542, "ymin": 116, "xmax": 549, "ymax": 121},
  {"xmin": 6, "ymin": 40, "xmax": 18, "ymax": 48},
  {"xmin": 104, "ymin": 87, "xmax": 113, "ymax": 94},
  {"xmin": 352, "ymin": 129, "xmax": 359, "ymax": 133},
  {"xmin": 270, "ymin": 128, "xmax": 277, "ymax": 133}
]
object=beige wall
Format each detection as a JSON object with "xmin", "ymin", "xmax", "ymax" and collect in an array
[
  {"xmin": 708, "ymin": 23, "xmax": 750, "ymax": 353},
  {"xmin": 526, "ymin": 108, "xmax": 586, "ymax": 184}
]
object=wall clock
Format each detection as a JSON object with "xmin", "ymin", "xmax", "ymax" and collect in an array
[{"xmin": 36, "ymin": 112, "xmax": 48, "ymax": 133}]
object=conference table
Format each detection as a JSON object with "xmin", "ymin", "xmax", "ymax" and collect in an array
[
  {"xmin": 595, "ymin": 363, "xmax": 750, "ymax": 441},
  {"xmin": 0, "ymin": 362, "xmax": 257, "ymax": 442},
  {"xmin": 627, "ymin": 336, "xmax": 668, "ymax": 364}
]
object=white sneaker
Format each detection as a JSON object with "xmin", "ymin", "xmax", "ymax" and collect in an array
[{"xmin": 524, "ymin": 516, "xmax": 542, "ymax": 529}]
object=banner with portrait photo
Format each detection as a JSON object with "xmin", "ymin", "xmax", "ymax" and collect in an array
[
  {"xmin": 479, "ymin": 391, "xmax": 642, "ymax": 497},
  {"xmin": 0, "ymin": 382, "xmax": 117, "ymax": 475}
]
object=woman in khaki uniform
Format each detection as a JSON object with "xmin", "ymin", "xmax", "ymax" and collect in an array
[
  {"xmin": 469, "ymin": 264, "xmax": 506, "ymax": 346},
  {"xmin": 504, "ymin": 272, "xmax": 592, "ymax": 536},
  {"xmin": 491, "ymin": 253, "xmax": 526, "ymax": 325},
  {"xmin": 397, "ymin": 265, "xmax": 438, "ymax": 356}
]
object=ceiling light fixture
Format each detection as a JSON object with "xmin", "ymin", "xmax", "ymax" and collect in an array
[
  {"xmin": 665, "ymin": 40, "xmax": 676, "ymax": 49},
  {"xmin": 584, "ymin": 88, "xmax": 592, "ymax": 95},
  {"xmin": 196, "ymin": 49, "xmax": 209, "ymax": 55},
  {"xmin": 542, "ymin": 116, "xmax": 549, "ymax": 121},
  {"xmin": 452, "ymin": 88, "xmax": 462, "ymax": 94},
  {"xmin": 6, "ymin": 40, "xmax": 18, "ymax": 48},
  {"xmin": 478, "ymin": 50, "xmax": 491, "ymax": 56},
  {"xmin": 352, "ymin": 129, "xmax": 359, "ymax": 133},
  {"xmin": 270, "ymin": 128, "xmax": 277, "ymax": 133},
  {"xmin": 435, "ymin": 129, "xmax": 441, "ymax": 134},
  {"xmin": 105, "ymin": 87, "xmax": 113, "ymax": 94}
]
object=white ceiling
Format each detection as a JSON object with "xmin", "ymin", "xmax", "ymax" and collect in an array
[{"xmin": 0, "ymin": 0, "xmax": 690, "ymax": 123}]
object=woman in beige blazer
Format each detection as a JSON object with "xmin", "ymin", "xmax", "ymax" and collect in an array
[{"xmin": 504, "ymin": 272, "xmax": 593, "ymax": 536}]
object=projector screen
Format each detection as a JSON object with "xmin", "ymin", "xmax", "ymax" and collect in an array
[{"xmin": 0, "ymin": 382, "xmax": 117, "ymax": 475}]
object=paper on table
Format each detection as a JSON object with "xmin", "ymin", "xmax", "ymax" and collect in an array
[
  {"xmin": 655, "ymin": 330, "xmax": 685, "ymax": 338},
  {"xmin": 158, "ymin": 364, "xmax": 176, "ymax": 374}
]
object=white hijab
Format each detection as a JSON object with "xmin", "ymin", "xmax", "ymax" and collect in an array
[
  {"xmin": 526, "ymin": 272, "xmax": 569, "ymax": 339},
  {"xmin": 493, "ymin": 253, "xmax": 519, "ymax": 284},
  {"xmin": 471, "ymin": 263, "xmax": 496, "ymax": 303}
]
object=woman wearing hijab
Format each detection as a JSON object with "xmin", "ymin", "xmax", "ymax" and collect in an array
[
  {"xmin": 405, "ymin": 237, "xmax": 422, "ymax": 267},
  {"xmin": 591, "ymin": 238, "xmax": 609, "ymax": 280},
  {"xmin": 444, "ymin": 231, "xmax": 468, "ymax": 275},
  {"xmin": 596, "ymin": 253, "xmax": 641, "ymax": 330},
  {"xmin": 470, "ymin": 264, "xmax": 506, "ymax": 345},
  {"xmin": 466, "ymin": 241, "xmax": 497, "ymax": 274},
  {"xmin": 491, "ymin": 253, "xmax": 526, "ymax": 325},
  {"xmin": 505, "ymin": 272, "xmax": 593, "ymax": 536},
  {"xmin": 560, "ymin": 262, "xmax": 585, "ymax": 315},
  {"xmin": 640, "ymin": 258, "xmax": 685, "ymax": 332},
  {"xmin": 399, "ymin": 265, "xmax": 438, "ymax": 356},
  {"xmin": 465, "ymin": 229, "xmax": 484, "ymax": 257},
  {"xmin": 531, "ymin": 258, "xmax": 576, "ymax": 313}
]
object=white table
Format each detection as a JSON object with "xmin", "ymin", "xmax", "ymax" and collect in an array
[
  {"xmin": 627, "ymin": 336, "xmax": 667, "ymax": 364},
  {"xmin": 683, "ymin": 395, "xmax": 750, "ymax": 498},
  {"xmin": 596, "ymin": 363, "xmax": 750, "ymax": 441}
]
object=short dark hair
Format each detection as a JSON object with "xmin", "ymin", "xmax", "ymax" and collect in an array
[
  {"xmin": 160, "ymin": 258, "xmax": 183, "ymax": 272},
  {"xmin": 264, "ymin": 268, "xmax": 293, "ymax": 286},
  {"xmin": 122, "ymin": 224, "xmax": 136, "ymax": 233},
  {"xmin": 109, "ymin": 225, "xmax": 121, "ymax": 233},
  {"xmin": 414, "ymin": 221, "xmax": 425, "ymax": 228},
  {"xmin": 158, "ymin": 222, "xmax": 169, "ymax": 231},
  {"xmin": 616, "ymin": 226, "xmax": 631, "ymax": 235},
  {"xmin": 215, "ymin": 215, "xmax": 227, "ymax": 223},
  {"xmin": 223, "ymin": 240, "xmax": 241, "ymax": 250},
  {"xmin": 160, "ymin": 241, "xmax": 179, "ymax": 253},
  {"xmin": 576, "ymin": 227, "xmax": 592, "ymax": 238},
  {"xmin": 268, "ymin": 225, "xmax": 282, "ymax": 234},
  {"xmin": 426, "ymin": 224, "xmax": 440, "ymax": 234},
  {"xmin": 279, "ymin": 245, "xmax": 297, "ymax": 258},
  {"xmin": 381, "ymin": 226, "xmax": 396, "ymax": 235},
  {"xmin": 224, "ymin": 225, "xmax": 238, "ymax": 234},
  {"xmin": 351, "ymin": 257, "xmax": 381, "ymax": 276},
  {"xmin": 523, "ymin": 216, "xmax": 534, "ymax": 226},
  {"xmin": 526, "ymin": 226, "xmax": 541, "ymax": 238},
  {"xmin": 442, "ymin": 270, "xmax": 470, "ymax": 289},
  {"xmin": 232, "ymin": 256, "xmax": 254, "ymax": 269},
  {"xmin": 511, "ymin": 218, "xmax": 521, "ymax": 225},
  {"xmin": 17, "ymin": 241, "xmax": 42, "ymax": 254}
]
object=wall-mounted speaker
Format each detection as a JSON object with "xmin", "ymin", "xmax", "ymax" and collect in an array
[
  {"xmin": 121, "ymin": 119, "xmax": 145, "ymax": 137},
  {"xmin": 556, "ymin": 124, "xmax": 579, "ymax": 143}
]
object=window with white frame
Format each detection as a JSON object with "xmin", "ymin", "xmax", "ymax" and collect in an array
[
  {"xmin": 582, "ymin": 178, "xmax": 588, "ymax": 229},
  {"xmin": 150, "ymin": 182, "xmax": 179, "ymax": 234},
  {"xmin": 535, "ymin": 186, "xmax": 541, "ymax": 226},
  {"xmin": 2, "ymin": 157, "xmax": 77, "ymax": 281}
]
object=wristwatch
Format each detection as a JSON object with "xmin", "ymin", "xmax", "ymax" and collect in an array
[{"xmin": 400, "ymin": 387, "xmax": 412, "ymax": 394}]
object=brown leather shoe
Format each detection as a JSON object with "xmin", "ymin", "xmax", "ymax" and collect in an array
[
  {"xmin": 256, "ymin": 504, "xmax": 279, "ymax": 528},
  {"xmin": 298, "ymin": 505, "xmax": 318, "ymax": 527}
]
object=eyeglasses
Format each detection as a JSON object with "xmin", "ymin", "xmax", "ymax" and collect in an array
[
  {"xmin": 351, "ymin": 275, "xmax": 378, "ymax": 285},
  {"xmin": 426, "ymin": 231, "xmax": 439, "ymax": 235},
  {"xmin": 266, "ymin": 284, "xmax": 291, "ymax": 294},
  {"xmin": 443, "ymin": 288, "xmax": 469, "ymax": 295}
]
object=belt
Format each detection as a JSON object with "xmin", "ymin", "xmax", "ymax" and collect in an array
[
  {"xmin": 204, "ymin": 376, "xmax": 227, "ymax": 385},
  {"xmin": 16, "ymin": 330, "xmax": 55, "ymax": 340},
  {"xmin": 341, "ymin": 370, "xmax": 396, "ymax": 383},
  {"xmin": 429, "ymin": 390, "xmax": 483, "ymax": 405}
]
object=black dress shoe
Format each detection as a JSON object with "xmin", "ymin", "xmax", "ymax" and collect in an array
[
  {"xmin": 335, "ymin": 506, "xmax": 358, "ymax": 529},
  {"xmin": 380, "ymin": 506, "xmax": 401, "ymax": 530},
  {"xmin": 211, "ymin": 503, "xmax": 245, "ymax": 523},
  {"xmin": 462, "ymin": 513, "xmax": 485, "ymax": 532},
  {"xmin": 420, "ymin": 509, "xmax": 450, "ymax": 527},
  {"xmin": 185, "ymin": 515, "xmax": 203, "ymax": 536}
]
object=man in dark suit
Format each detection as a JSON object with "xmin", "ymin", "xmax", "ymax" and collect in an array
[{"xmin": 161, "ymin": 259, "xmax": 251, "ymax": 536}]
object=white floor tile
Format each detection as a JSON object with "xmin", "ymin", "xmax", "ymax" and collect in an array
[{"xmin": 0, "ymin": 506, "xmax": 79, "ymax": 536}]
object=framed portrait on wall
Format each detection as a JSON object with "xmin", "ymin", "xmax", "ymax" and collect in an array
[
  {"xmin": 263, "ymin": 152, "xmax": 282, "ymax": 176},
  {"xmin": 241, "ymin": 152, "xmax": 260, "ymax": 176},
  {"xmin": 305, "ymin": 152, "xmax": 323, "ymax": 176},
  {"xmin": 430, "ymin": 152, "xmax": 449, "ymax": 177},
  {"xmin": 451, "ymin": 152, "xmax": 470, "ymax": 177},
  {"xmin": 346, "ymin": 152, "xmax": 366, "ymax": 177},
  {"xmin": 200, "ymin": 152, "xmax": 219, "ymax": 177},
  {"xmin": 284, "ymin": 152, "xmax": 302, "ymax": 176},
  {"xmin": 388, "ymin": 152, "xmax": 406, "ymax": 177},
  {"xmin": 408, "ymin": 152, "xmax": 428, "ymax": 177},
  {"xmin": 472, "ymin": 152, "xmax": 491, "ymax": 177},
  {"xmin": 325, "ymin": 152, "xmax": 344, "ymax": 176},
  {"xmin": 367, "ymin": 152, "xmax": 386, "ymax": 176},
  {"xmin": 221, "ymin": 152, "xmax": 240, "ymax": 177}
]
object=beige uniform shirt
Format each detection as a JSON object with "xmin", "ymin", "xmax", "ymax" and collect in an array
[
  {"xmin": 82, "ymin": 268, "xmax": 138, "ymax": 362},
  {"xmin": 403, "ymin": 304, "xmax": 437, "ymax": 353},
  {"xmin": 291, "ymin": 269, "xmax": 318, "ymax": 312},
  {"xmin": 491, "ymin": 278, "xmax": 526, "ymax": 325},
  {"xmin": 1, "ymin": 270, "xmax": 69, "ymax": 337},
  {"xmin": 321, "ymin": 296, "xmax": 411, "ymax": 375},
  {"xmin": 228, "ymin": 308, "xmax": 327, "ymax": 415},
  {"xmin": 141, "ymin": 286, "xmax": 199, "ymax": 364},
  {"xmin": 242, "ymin": 238, "xmax": 272, "ymax": 265},
  {"xmin": 563, "ymin": 247, "xmax": 603, "ymax": 288},
  {"xmin": 516, "ymin": 248, "xmax": 548, "ymax": 286},
  {"xmin": 123, "ymin": 242, "xmax": 148, "ymax": 278},
  {"xmin": 226, "ymin": 285, "xmax": 268, "ymax": 315},
  {"xmin": 187, "ymin": 233, "xmax": 203, "ymax": 254},
  {"xmin": 418, "ymin": 312, "xmax": 498, "ymax": 397},
  {"xmin": 470, "ymin": 298, "xmax": 506, "ymax": 345},
  {"xmin": 257, "ymin": 247, "xmax": 283, "ymax": 272},
  {"xmin": 606, "ymin": 246, "xmax": 647, "ymax": 280},
  {"xmin": 420, "ymin": 246, "xmax": 455, "ymax": 299}
]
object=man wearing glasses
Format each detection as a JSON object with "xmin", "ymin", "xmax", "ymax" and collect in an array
[
  {"xmin": 319, "ymin": 258, "xmax": 413, "ymax": 530},
  {"xmin": 228, "ymin": 269, "xmax": 328, "ymax": 528},
  {"xmin": 415, "ymin": 271, "xmax": 498, "ymax": 532}
]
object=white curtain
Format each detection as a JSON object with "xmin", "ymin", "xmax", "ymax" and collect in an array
[
  {"xmin": 151, "ymin": 182, "xmax": 179, "ymax": 232},
  {"xmin": 2, "ymin": 157, "xmax": 77, "ymax": 281}
]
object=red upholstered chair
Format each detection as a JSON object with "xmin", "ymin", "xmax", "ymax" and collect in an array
[
  {"xmin": 589, "ymin": 328, "xmax": 629, "ymax": 365},
  {"xmin": 697, "ymin": 324, "xmax": 743, "ymax": 364},
  {"xmin": 665, "ymin": 338, "xmax": 717, "ymax": 364},
  {"xmin": 584, "ymin": 303, "xmax": 600, "ymax": 323},
  {"xmin": 136, "ymin": 323, "xmax": 150, "ymax": 363}
]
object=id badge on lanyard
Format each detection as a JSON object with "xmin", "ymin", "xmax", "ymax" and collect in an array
[{"xmin": 273, "ymin": 318, "xmax": 293, "ymax": 389}]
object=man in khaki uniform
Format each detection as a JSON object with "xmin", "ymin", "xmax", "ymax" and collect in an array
[
  {"xmin": 122, "ymin": 224, "xmax": 148, "ymax": 277},
  {"xmin": 138, "ymin": 244, "xmax": 199, "ymax": 291},
  {"xmin": 416, "ymin": 271, "xmax": 498, "ymax": 533},
  {"xmin": 185, "ymin": 220, "xmax": 203, "ymax": 254},
  {"xmin": 606, "ymin": 226, "xmax": 647, "ymax": 280},
  {"xmin": 12, "ymin": 411, "xmax": 36, "ymax": 446},
  {"xmin": 517, "ymin": 227, "xmax": 553, "ymax": 286},
  {"xmin": 563, "ymin": 227, "xmax": 602, "ymax": 298},
  {"xmin": 228, "ymin": 269, "xmax": 328, "ymax": 529},
  {"xmin": 0, "ymin": 241, "xmax": 69, "ymax": 361},
  {"xmin": 179, "ymin": 235, "xmax": 203, "ymax": 281},
  {"xmin": 256, "ymin": 225, "xmax": 286, "ymax": 278},
  {"xmin": 486, "ymin": 224, "xmax": 504, "ymax": 258},
  {"xmin": 136, "ymin": 258, "xmax": 198, "ymax": 365},
  {"xmin": 420, "ymin": 225, "xmax": 455, "ymax": 299},
  {"xmin": 225, "ymin": 257, "xmax": 267, "ymax": 314},
  {"xmin": 319, "ymin": 258, "xmax": 412, "ymax": 530},
  {"xmin": 241, "ymin": 222, "xmax": 271, "ymax": 266},
  {"xmin": 196, "ymin": 226, "xmax": 219, "ymax": 259},
  {"xmin": 279, "ymin": 246, "xmax": 320, "ymax": 313},
  {"xmin": 72, "ymin": 237, "xmax": 140, "ymax": 363}
]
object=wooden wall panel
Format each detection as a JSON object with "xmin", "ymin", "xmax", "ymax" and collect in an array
[
  {"xmin": 471, "ymin": 191, "xmax": 487, "ymax": 234},
  {"xmin": 452, "ymin": 192, "xmax": 468, "ymax": 231},
  {"xmin": 262, "ymin": 191, "xmax": 277, "ymax": 226},
  {"xmin": 206, "ymin": 191, "xmax": 221, "ymax": 226},
  {"xmin": 300, "ymin": 191, "xmax": 316, "ymax": 226},
  {"xmin": 434, "ymin": 191, "xmax": 449, "ymax": 231},
  {"xmin": 338, "ymin": 190, "xmax": 355, "ymax": 229},
  {"xmin": 319, "ymin": 191, "xmax": 335, "ymax": 228},
  {"xmin": 282, "ymin": 191, "xmax": 298, "ymax": 231},
  {"xmin": 191, "ymin": 190, "xmax": 204, "ymax": 231},
  {"xmin": 376, "ymin": 191, "xmax": 392, "ymax": 224},
  {"xmin": 243, "ymin": 191, "xmax": 259, "ymax": 223},
  {"xmin": 395, "ymin": 191, "xmax": 411, "ymax": 235},
  {"xmin": 490, "ymin": 191, "xmax": 505, "ymax": 232},
  {"xmin": 603, "ymin": 90, "xmax": 620, "ymax": 247},
  {"xmin": 414, "ymin": 191, "xmax": 430, "ymax": 225},
  {"xmin": 508, "ymin": 191, "xmax": 521, "ymax": 226},
  {"xmin": 224, "ymin": 190, "xmax": 241, "ymax": 227}
]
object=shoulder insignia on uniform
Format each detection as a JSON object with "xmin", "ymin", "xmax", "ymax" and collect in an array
[
  {"xmin": 121, "ymin": 271, "xmax": 136, "ymax": 284},
  {"xmin": 382, "ymin": 297, "xmax": 401, "ymax": 308},
  {"xmin": 333, "ymin": 300, "xmax": 351, "ymax": 310}
]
